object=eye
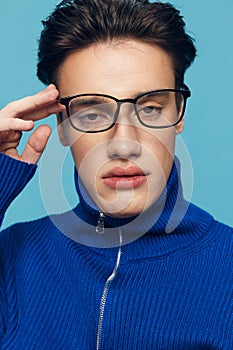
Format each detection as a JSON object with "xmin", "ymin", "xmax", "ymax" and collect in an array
[
  {"xmin": 75, "ymin": 112, "xmax": 108, "ymax": 123},
  {"xmin": 139, "ymin": 105, "xmax": 162, "ymax": 116},
  {"xmin": 83, "ymin": 113, "xmax": 99, "ymax": 121},
  {"xmin": 142, "ymin": 106, "xmax": 161, "ymax": 114},
  {"xmin": 71, "ymin": 109, "xmax": 113, "ymax": 132}
]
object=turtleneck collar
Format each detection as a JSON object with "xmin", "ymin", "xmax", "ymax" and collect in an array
[
  {"xmin": 53, "ymin": 156, "xmax": 213, "ymax": 257},
  {"xmin": 68, "ymin": 157, "xmax": 208, "ymax": 247}
]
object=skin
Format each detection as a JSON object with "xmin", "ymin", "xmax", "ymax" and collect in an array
[
  {"xmin": 56, "ymin": 40, "xmax": 184, "ymax": 218},
  {"xmin": 0, "ymin": 85, "xmax": 65, "ymax": 164}
]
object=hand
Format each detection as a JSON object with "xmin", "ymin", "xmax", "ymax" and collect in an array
[{"xmin": 0, "ymin": 84, "xmax": 65, "ymax": 164}]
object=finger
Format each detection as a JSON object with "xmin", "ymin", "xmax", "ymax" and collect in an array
[
  {"xmin": 3, "ymin": 148, "xmax": 19, "ymax": 160},
  {"xmin": 0, "ymin": 85, "xmax": 65, "ymax": 122},
  {"xmin": 20, "ymin": 125, "xmax": 52, "ymax": 164},
  {"xmin": 37, "ymin": 84, "xmax": 56, "ymax": 95},
  {"xmin": 22, "ymin": 101, "xmax": 65, "ymax": 121},
  {"xmin": 0, "ymin": 118, "xmax": 34, "ymax": 132},
  {"xmin": 0, "ymin": 140, "xmax": 21, "ymax": 152},
  {"xmin": 0, "ymin": 130, "xmax": 22, "ymax": 143}
]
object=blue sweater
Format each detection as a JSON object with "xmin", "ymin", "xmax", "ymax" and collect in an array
[{"xmin": 0, "ymin": 153, "xmax": 232, "ymax": 349}]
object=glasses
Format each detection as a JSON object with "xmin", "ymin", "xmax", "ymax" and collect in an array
[{"xmin": 59, "ymin": 85, "xmax": 191, "ymax": 133}]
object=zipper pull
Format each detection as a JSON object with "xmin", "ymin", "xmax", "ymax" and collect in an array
[{"xmin": 96, "ymin": 212, "xmax": 105, "ymax": 234}]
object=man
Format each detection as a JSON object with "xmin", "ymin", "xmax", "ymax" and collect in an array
[{"xmin": 0, "ymin": 1, "xmax": 232, "ymax": 349}]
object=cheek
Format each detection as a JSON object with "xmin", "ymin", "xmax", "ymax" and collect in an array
[
  {"xmin": 71, "ymin": 139, "xmax": 91, "ymax": 169},
  {"xmin": 71, "ymin": 139, "xmax": 98, "ymax": 175},
  {"xmin": 144, "ymin": 128, "xmax": 176, "ymax": 160},
  {"xmin": 144, "ymin": 129, "xmax": 176, "ymax": 186},
  {"xmin": 67, "ymin": 128, "xmax": 101, "ymax": 167},
  {"xmin": 70, "ymin": 135, "xmax": 107, "ymax": 188}
]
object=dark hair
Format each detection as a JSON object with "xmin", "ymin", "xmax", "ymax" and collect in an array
[{"xmin": 37, "ymin": 0, "xmax": 196, "ymax": 87}]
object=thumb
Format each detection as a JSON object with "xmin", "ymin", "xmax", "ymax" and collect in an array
[{"xmin": 20, "ymin": 125, "xmax": 52, "ymax": 164}]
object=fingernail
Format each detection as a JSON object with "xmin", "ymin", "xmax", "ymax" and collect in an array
[
  {"xmin": 43, "ymin": 84, "xmax": 55, "ymax": 93},
  {"xmin": 48, "ymin": 84, "xmax": 56, "ymax": 90}
]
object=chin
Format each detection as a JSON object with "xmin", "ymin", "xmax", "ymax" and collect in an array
[
  {"xmin": 102, "ymin": 202, "xmax": 147, "ymax": 219},
  {"xmin": 109, "ymin": 210, "xmax": 138, "ymax": 219}
]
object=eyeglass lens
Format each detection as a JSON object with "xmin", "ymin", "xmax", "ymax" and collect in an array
[{"xmin": 68, "ymin": 91, "xmax": 185, "ymax": 132}]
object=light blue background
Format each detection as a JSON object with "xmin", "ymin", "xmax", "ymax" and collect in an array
[{"xmin": 1, "ymin": 0, "xmax": 233, "ymax": 229}]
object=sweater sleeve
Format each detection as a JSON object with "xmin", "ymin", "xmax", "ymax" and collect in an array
[
  {"xmin": 0, "ymin": 153, "xmax": 37, "ymax": 228},
  {"xmin": 0, "ymin": 153, "xmax": 36, "ymax": 343},
  {"xmin": 0, "ymin": 251, "xmax": 6, "ymax": 346}
]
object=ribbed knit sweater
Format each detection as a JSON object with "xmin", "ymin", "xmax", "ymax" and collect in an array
[{"xmin": 0, "ymin": 152, "xmax": 232, "ymax": 349}]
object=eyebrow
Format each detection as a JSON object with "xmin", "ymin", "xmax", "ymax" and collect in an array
[
  {"xmin": 139, "ymin": 91, "xmax": 170, "ymax": 100},
  {"xmin": 63, "ymin": 89, "xmax": 172, "ymax": 105},
  {"xmin": 131, "ymin": 89, "xmax": 171, "ymax": 98},
  {"xmin": 72, "ymin": 97, "xmax": 112, "ymax": 106}
]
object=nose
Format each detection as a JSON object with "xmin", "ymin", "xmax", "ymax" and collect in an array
[{"xmin": 107, "ymin": 105, "xmax": 142, "ymax": 159}]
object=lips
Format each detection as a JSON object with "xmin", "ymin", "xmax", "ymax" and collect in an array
[{"xmin": 102, "ymin": 166, "xmax": 148, "ymax": 189}]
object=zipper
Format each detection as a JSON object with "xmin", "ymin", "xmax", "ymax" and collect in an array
[
  {"xmin": 96, "ymin": 212, "xmax": 105, "ymax": 234},
  {"xmin": 96, "ymin": 228, "xmax": 123, "ymax": 350}
]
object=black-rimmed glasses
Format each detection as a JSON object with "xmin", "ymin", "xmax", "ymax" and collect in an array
[{"xmin": 59, "ymin": 85, "xmax": 191, "ymax": 133}]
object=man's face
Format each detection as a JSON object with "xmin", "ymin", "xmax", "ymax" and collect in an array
[{"xmin": 57, "ymin": 40, "xmax": 184, "ymax": 218}]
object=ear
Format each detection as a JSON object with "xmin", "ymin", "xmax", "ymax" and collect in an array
[
  {"xmin": 175, "ymin": 118, "xmax": 184, "ymax": 135},
  {"xmin": 56, "ymin": 112, "xmax": 69, "ymax": 146}
]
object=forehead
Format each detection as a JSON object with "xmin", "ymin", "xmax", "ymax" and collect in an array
[{"xmin": 57, "ymin": 39, "xmax": 175, "ymax": 98}]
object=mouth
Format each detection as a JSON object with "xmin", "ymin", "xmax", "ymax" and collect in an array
[{"xmin": 102, "ymin": 166, "xmax": 148, "ymax": 189}]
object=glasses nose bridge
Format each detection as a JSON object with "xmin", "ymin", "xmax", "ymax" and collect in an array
[{"xmin": 114, "ymin": 97, "xmax": 137, "ymax": 123}]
